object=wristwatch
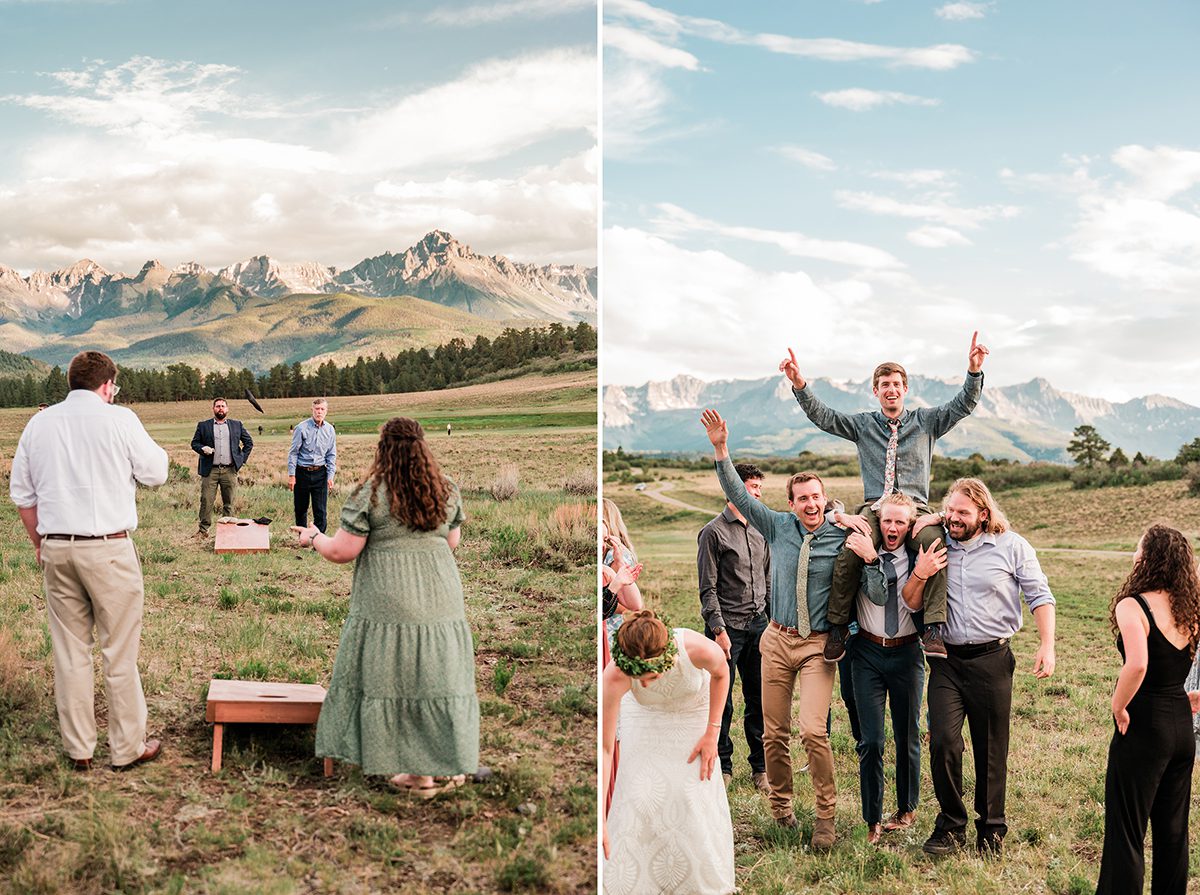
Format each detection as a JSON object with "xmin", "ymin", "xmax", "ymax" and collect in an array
[{"xmin": 712, "ymin": 626, "xmax": 726, "ymax": 636}]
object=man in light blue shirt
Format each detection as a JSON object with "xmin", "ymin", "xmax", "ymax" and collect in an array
[
  {"xmin": 287, "ymin": 398, "xmax": 337, "ymax": 533},
  {"xmin": 905, "ymin": 477, "xmax": 1056, "ymax": 858}
]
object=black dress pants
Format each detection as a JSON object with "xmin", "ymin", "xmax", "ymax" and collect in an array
[
  {"xmin": 706, "ymin": 614, "xmax": 767, "ymax": 776},
  {"xmin": 294, "ymin": 467, "xmax": 329, "ymax": 532},
  {"xmin": 927, "ymin": 641, "xmax": 1014, "ymax": 845},
  {"xmin": 1096, "ymin": 690, "xmax": 1193, "ymax": 895}
]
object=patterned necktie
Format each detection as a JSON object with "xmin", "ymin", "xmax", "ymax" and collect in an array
[
  {"xmin": 880, "ymin": 552, "xmax": 899, "ymax": 637},
  {"xmin": 795, "ymin": 532, "xmax": 812, "ymax": 638},
  {"xmin": 871, "ymin": 419, "xmax": 901, "ymax": 511}
]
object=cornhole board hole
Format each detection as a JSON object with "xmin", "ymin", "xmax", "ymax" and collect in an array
[
  {"xmin": 205, "ymin": 679, "xmax": 333, "ymax": 776},
  {"xmin": 214, "ymin": 520, "xmax": 270, "ymax": 554}
]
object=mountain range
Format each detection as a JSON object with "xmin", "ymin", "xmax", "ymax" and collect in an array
[
  {"xmin": 604, "ymin": 373, "xmax": 1200, "ymax": 462},
  {"xmin": 0, "ymin": 232, "xmax": 596, "ymax": 372}
]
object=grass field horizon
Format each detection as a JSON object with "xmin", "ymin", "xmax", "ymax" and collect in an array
[
  {"xmin": 0, "ymin": 371, "xmax": 597, "ymax": 894},
  {"xmin": 604, "ymin": 462, "xmax": 1200, "ymax": 895}
]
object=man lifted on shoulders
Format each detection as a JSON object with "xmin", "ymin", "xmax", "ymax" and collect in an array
[{"xmin": 779, "ymin": 332, "xmax": 988, "ymax": 662}]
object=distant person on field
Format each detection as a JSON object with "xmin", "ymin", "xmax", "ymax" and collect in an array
[
  {"xmin": 779, "ymin": 332, "xmax": 988, "ymax": 663},
  {"xmin": 447, "ymin": 423, "xmax": 452, "ymax": 437},
  {"xmin": 905, "ymin": 478, "xmax": 1055, "ymax": 857},
  {"xmin": 288, "ymin": 398, "xmax": 337, "ymax": 533},
  {"xmin": 9, "ymin": 350, "xmax": 168, "ymax": 772},
  {"xmin": 697, "ymin": 461, "xmax": 771, "ymax": 793},
  {"xmin": 190, "ymin": 397, "xmax": 253, "ymax": 538},
  {"xmin": 1097, "ymin": 525, "xmax": 1200, "ymax": 895}
]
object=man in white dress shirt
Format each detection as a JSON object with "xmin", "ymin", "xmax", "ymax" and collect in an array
[
  {"xmin": 843, "ymin": 492, "xmax": 943, "ymax": 844},
  {"xmin": 10, "ymin": 350, "xmax": 169, "ymax": 771}
]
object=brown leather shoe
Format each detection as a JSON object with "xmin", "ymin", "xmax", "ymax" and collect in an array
[
  {"xmin": 812, "ymin": 816, "xmax": 836, "ymax": 851},
  {"xmin": 776, "ymin": 814, "xmax": 799, "ymax": 829},
  {"xmin": 752, "ymin": 771, "xmax": 770, "ymax": 794},
  {"xmin": 72, "ymin": 757, "xmax": 93, "ymax": 772},
  {"xmin": 112, "ymin": 739, "xmax": 162, "ymax": 771},
  {"xmin": 883, "ymin": 809, "xmax": 916, "ymax": 831},
  {"xmin": 867, "ymin": 823, "xmax": 882, "ymax": 845}
]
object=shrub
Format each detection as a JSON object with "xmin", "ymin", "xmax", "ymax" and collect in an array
[
  {"xmin": 1187, "ymin": 462, "xmax": 1200, "ymax": 498},
  {"xmin": 1070, "ymin": 461, "xmax": 1185, "ymax": 490},
  {"xmin": 561, "ymin": 466, "xmax": 596, "ymax": 495},
  {"xmin": 491, "ymin": 465, "xmax": 520, "ymax": 501},
  {"xmin": 493, "ymin": 659, "xmax": 515, "ymax": 696}
]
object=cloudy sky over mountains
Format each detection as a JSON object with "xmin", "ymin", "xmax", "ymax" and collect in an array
[
  {"xmin": 0, "ymin": 0, "xmax": 596, "ymax": 273},
  {"xmin": 603, "ymin": 0, "xmax": 1200, "ymax": 403}
]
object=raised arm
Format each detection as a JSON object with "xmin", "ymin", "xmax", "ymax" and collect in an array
[
  {"xmin": 782, "ymin": 348, "xmax": 860, "ymax": 441},
  {"xmin": 926, "ymin": 332, "xmax": 987, "ymax": 437},
  {"xmin": 701, "ymin": 409, "xmax": 776, "ymax": 538}
]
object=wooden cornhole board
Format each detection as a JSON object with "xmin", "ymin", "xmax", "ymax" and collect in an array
[
  {"xmin": 214, "ymin": 520, "xmax": 270, "ymax": 554},
  {"xmin": 205, "ymin": 678, "xmax": 333, "ymax": 776}
]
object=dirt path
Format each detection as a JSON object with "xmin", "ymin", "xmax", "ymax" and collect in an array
[{"xmin": 639, "ymin": 480, "xmax": 713, "ymax": 514}]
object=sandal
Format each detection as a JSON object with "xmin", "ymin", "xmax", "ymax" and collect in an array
[{"xmin": 413, "ymin": 774, "xmax": 468, "ymax": 800}]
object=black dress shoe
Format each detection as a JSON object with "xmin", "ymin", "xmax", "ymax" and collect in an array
[
  {"xmin": 823, "ymin": 625, "xmax": 849, "ymax": 663},
  {"xmin": 922, "ymin": 828, "xmax": 966, "ymax": 855},
  {"xmin": 112, "ymin": 739, "xmax": 162, "ymax": 771},
  {"xmin": 977, "ymin": 835, "xmax": 1004, "ymax": 856}
]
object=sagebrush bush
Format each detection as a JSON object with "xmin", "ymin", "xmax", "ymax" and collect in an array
[
  {"xmin": 561, "ymin": 467, "xmax": 595, "ymax": 496},
  {"xmin": 1070, "ymin": 461, "xmax": 1185, "ymax": 490},
  {"xmin": 491, "ymin": 465, "xmax": 520, "ymax": 500}
]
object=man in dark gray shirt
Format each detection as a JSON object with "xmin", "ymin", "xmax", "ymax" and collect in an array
[{"xmin": 698, "ymin": 462, "xmax": 771, "ymax": 793}]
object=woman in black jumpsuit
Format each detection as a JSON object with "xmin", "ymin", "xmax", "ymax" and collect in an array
[{"xmin": 1097, "ymin": 525, "xmax": 1200, "ymax": 895}]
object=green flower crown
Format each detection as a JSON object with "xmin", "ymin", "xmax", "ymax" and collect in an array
[{"xmin": 611, "ymin": 614, "xmax": 678, "ymax": 678}]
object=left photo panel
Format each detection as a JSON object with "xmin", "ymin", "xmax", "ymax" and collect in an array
[{"xmin": 0, "ymin": 2, "xmax": 598, "ymax": 893}]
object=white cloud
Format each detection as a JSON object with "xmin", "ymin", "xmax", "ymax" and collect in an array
[
  {"xmin": 935, "ymin": 2, "xmax": 991, "ymax": 21},
  {"xmin": 815, "ymin": 88, "xmax": 940, "ymax": 111},
  {"xmin": 1110, "ymin": 144, "xmax": 1200, "ymax": 201},
  {"xmin": 609, "ymin": 0, "xmax": 977, "ymax": 70},
  {"xmin": 345, "ymin": 48, "xmax": 596, "ymax": 171},
  {"xmin": 907, "ymin": 225, "xmax": 971, "ymax": 247},
  {"xmin": 650, "ymin": 203, "xmax": 903, "ymax": 270},
  {"xmin": 775, "ymin": 145, "xmax": 837, "ymax": 171},
  {"xmin": 603, "ymin": 226, "xmax": 874, "ymax": 384},
  {"xmin": 870, "ymin": 168, "xmax": 954, "ymax": 187},
  {"xmin": 0, "ymin": 54, "xmax": 596, "ymax": 271},
  {"xmin": 836, "ymin": 189, "xmax": 1020, "ymax": 228},
  {"xmin": 424, "ymin": 0, "xmax": 593, "ymax": 26},
  {"xmin": 604, "ymin": 24, "xmax": 699, "ymax": 69}
]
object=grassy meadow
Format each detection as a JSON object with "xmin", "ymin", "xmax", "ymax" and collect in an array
[
  {"xmin": 605, "ymin": 465, "xmax": 1200, "ymax": 895},
  {"xmin": 0, "ymin": 371, "xmax": 597, "ymax": 895}
]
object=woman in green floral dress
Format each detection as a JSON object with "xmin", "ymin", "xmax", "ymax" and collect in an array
[{"xmin": 292, "ymin": 417, "xmax": 479, "ymax": 797}]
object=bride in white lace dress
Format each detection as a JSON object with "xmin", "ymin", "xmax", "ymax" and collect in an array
[{"xmin": 602, "ymin": 610, "xmax": 736, "ymax": 895}]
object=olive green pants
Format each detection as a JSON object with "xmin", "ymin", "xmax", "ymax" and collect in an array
[{"xmin": 198, "ymin": 466, "xmax": 237, "ymax": 532}]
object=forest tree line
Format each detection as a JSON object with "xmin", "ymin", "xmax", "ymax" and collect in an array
[{"xmin": 0, "ymin": 322, "xmax": 596, "ymax": 407}]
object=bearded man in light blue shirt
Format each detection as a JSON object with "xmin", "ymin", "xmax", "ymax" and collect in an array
[{"xmin": 905, "ymin": 477, "xmax": 1056, "ymax": 858}]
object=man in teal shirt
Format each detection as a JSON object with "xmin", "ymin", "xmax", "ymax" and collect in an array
[{"xmin": 702, "ymin": 408, "xmax": 848, "ymax": 850}]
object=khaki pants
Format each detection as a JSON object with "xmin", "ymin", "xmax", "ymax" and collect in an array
[
  {"xmin": 199, "ymin": 466, "xmax": 237, "ymax": 532},
  {"xmin": 760, "ymin": 623, "xmax": 837, "ymax": 820},
  {"xmin": 41, "ymin": 537, "xmax": 148, "ymax": 765}
]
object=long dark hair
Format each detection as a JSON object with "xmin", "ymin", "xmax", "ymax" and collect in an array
[
  {"xmin": 1110, "ymin": 524, "xmax": 1200, "ymax": 651},
  {"xmin": 364, "ymin": 417, "xmax": 450, "ymax": 531}
]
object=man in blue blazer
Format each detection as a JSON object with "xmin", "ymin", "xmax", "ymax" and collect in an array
[{"xmin": 191, "ymin": 397, "xmax": 254, "ymax": 537}]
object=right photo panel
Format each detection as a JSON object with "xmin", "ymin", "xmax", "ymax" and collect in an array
[{"xmin": 600, "ymin": 2, "xmax": 1200, "ymax": 893}]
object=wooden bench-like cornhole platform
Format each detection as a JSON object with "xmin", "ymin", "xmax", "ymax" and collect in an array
[
  {"xmin": 205, "ymin": 679, "xmax": 333, "ymax": 775},
  {"xmin": 214, "ymin": 520, "xmax": 270, "ymax": 554}
]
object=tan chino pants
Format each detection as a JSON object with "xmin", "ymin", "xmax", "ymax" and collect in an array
[
  {"xmin": 759, "ymin": 623, "xmax": 838, "ymax": 820},
  {"xmin": 41, "ymin": 537, "xmax": 148, "ymax": 765}
]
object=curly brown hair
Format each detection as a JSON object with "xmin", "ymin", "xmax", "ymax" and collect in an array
[
  {"xmin": 1110, "ymin": 524, "xmax": 1200, "ymax": 651},
  {"xmin": 364, "ymin": 417, "xmax": 450, "ymax": 531}
]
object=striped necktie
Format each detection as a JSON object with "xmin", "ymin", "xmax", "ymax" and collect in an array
[{"xmin": 795, "ymin": 532, "xmax": 812, "ymax": 638}]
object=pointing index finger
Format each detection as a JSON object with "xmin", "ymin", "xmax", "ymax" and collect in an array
[
  {"xmin": 788, "ymin": 347, "xmax": 797, "ymax": 365},
  {"xmin": 970, "ymin": 331, "xmax": 978, "ymax": 350}
]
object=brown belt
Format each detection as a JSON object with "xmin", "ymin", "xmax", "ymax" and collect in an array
[
  {"xmin": 298, "ymin": 465, "xmax": 326, "ymax": 472},
  {"xmin": 769, "ymin": 619, "xmax": 825, "ymax": 638},
  {"xmin": 857, "ymin": 629, "xmax": 920, "ymax": 648},
  {"xmin": 45, "ymin": 532, "xmax": 128, "ymax": 541}
]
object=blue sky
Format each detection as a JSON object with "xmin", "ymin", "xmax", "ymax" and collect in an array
[
  {"xmin": 0, "ymin": 0, "xmax": 596, "ymax": 273},
  {"xmin": 602, "ymin": 0, "xmax": 1200, "ymax": 402}
]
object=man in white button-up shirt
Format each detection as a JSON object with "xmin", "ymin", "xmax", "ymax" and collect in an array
[{"xmin": 9, "ymin": 350, "xmax": 169, "ymax": 772}]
